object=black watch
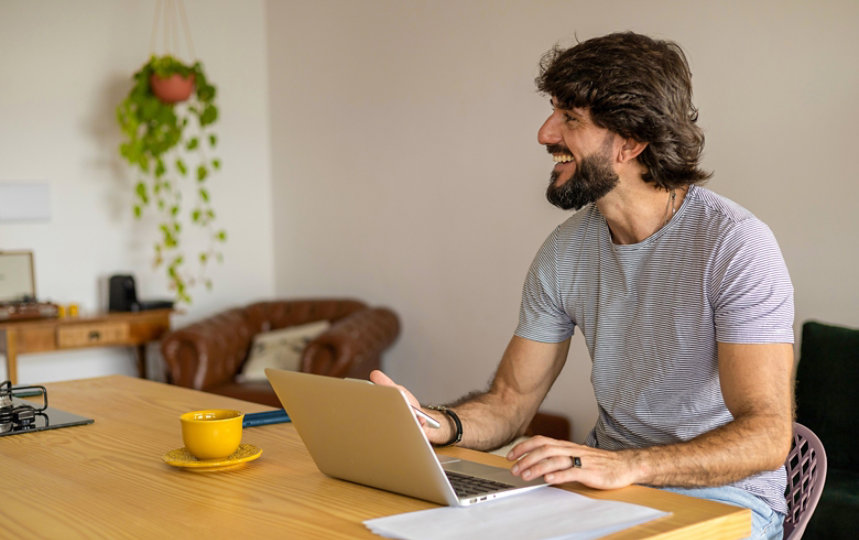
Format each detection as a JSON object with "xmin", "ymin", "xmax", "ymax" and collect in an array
[{"xmin": 425, "ymin": 405, "xmax": 462, "ymax": 447}]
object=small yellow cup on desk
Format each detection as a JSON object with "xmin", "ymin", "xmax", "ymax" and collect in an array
[{"xmin": 180, "ymin": 409, "xmax": 244, "ymax": 460}]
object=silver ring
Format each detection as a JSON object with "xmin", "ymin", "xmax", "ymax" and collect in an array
[{"xmin": 571, "ymin": 456, "xmax": 582, "ymax": 468}]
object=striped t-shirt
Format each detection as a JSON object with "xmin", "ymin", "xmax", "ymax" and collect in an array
[{"xmin": 515, "ymin": 185, "xmax": 794, "ymax": 514}]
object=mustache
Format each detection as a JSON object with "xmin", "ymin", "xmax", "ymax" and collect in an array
[{"xmin": 545, "ymin": 144, "xmax": 571, "ymax": 155}]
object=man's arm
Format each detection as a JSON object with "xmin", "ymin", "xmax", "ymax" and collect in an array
[
  {"xmin": 508, "ymin": 342, "xmax": 794, "ymax": 489},
  {"xmin": 447, "ymin": 335, "xmax": 571, "ymax": 450},
  {"xmin": 370, "ymin": 335, "xmax": 570, "ymax": 450}
]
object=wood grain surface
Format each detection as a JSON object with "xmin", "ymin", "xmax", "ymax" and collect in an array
[{"xmin": 0, "ymin": 375, "xmax": 750, "ymax": 539}]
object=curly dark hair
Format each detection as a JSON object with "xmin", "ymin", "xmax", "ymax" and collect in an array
[{"xmin": 536, "ymin": 32, "xmax": 711, "ymax": 188}]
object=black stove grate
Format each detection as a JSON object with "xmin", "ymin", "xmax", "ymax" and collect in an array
[{"xmin": 0, "ymin": 380, "xmax": 93, "ymax": 437}]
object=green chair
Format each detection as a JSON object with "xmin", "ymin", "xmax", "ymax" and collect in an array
[{"xmin": 794, "ymin": 320, "xmax": 859, "ymax": 539}]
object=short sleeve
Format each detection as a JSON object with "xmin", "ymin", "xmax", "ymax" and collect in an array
[
  {"xmin": 515, "ymin": 228, "xmax": 575, "ymax": 342},
  {"xmin": 710, "ymin": 218, "xmax": 794, "ymax": 344}
]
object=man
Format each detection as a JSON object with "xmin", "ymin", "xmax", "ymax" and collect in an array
[{"xmin": 372, "ymin": 32, "xmax": 793, "ymax": 539}]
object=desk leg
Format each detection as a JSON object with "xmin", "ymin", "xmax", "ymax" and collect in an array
[
  {"xmin": 2, "ymin": 330, "xmax": 18, "ymax": 384},
  {"xmin": 135, "ymin": 344, "xmax": 147, "ymax": 380}
]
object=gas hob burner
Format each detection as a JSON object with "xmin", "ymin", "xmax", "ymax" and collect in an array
[
  {"xmin": 0, "ymin": 381, "xmax": 48, "ymax": 434},
  {"xmin": 0, "ymin": 381, "xmax": 92, "ymax": 436}
]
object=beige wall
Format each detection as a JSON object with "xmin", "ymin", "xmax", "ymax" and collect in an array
[
  {"xmin": 267, "ymin": 0, "xmax": 859, "ymax": 442},
  {"xmin": 0, "ymin": 0, "xmax": 275, "ymax": 382}
]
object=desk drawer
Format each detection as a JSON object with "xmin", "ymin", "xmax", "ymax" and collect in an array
[{"xmin": 57, "ymin": 323, "xmax": 130, "ymax": 348}]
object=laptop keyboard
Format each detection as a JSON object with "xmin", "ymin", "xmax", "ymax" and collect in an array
[{"xmin": 446, "ymin": 471, "xmax": 515, "ymax": 498}]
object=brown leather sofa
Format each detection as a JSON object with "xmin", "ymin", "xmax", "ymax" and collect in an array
[{"xmin": 161, "ymin": 299, "xmax": 400, "ymax": 407}]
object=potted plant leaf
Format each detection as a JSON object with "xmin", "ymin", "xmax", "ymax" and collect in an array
[{"xmin": 116, "ymin": 55, "xmax": 226, "ymax": 304}]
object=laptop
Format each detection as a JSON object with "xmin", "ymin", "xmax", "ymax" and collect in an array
[{"xmin": 265, "ymin": 368, "xmax": 547, "ymax": 506}]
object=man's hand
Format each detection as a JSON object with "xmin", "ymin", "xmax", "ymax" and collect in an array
[
  {"xmin": 372, "ymin": 337, "xmax": 571, "ymax": 450},
  {"xmin": 506, "ymin": 436, "xmax": 638, "ymax": 490},
  {"xmin": 369, "ymin": 370, "xmax": 453, "ymax": 445}
]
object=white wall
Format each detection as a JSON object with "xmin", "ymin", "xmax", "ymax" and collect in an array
[
  {"xmin": 0, "ymin": 0, "xmax": 274, "ymax": 383},
  {"xmin": 267, "ymin": 0, "xmax": 859, "ymax": 443}
]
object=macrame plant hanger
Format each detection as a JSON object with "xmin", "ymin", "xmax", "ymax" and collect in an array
[
  {"xmin": 151, "ymin": 0, "xmax": 196, "ymax": 64},
  {"xmin": 148, "ymin": 0, "xmax": 197, "ymax": 103}
]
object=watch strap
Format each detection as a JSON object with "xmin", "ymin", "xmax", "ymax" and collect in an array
[{"xmin": 425, "ymin": 405, "xmax": 462, "ymax": 447}]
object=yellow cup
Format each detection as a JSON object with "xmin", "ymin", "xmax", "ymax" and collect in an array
[{"xmin": 180, "ymin": 409, "xmax": 244, "ymax": 460}]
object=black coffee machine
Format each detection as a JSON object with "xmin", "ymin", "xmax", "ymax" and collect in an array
[{"xmin": 108, "ymin": 275, "xmax": 174, "ymax": 312}]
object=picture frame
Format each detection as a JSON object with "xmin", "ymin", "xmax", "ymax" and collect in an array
[{"xmin": 0, "ymin": 251, "xmax": 36, "ymax": 304}]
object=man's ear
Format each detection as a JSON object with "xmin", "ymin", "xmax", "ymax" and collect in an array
[{"xmin": 617, "ymin": 137, "xmax": 647, "ymax": 163}]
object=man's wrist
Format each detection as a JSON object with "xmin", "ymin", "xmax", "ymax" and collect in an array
[
  {"xmin": 623, "ymin": 447, "xmax": 656, "ymax": 485},
  {"xmin": 425, "ymin": 405, "xmax": 462, "ymax": 447}
]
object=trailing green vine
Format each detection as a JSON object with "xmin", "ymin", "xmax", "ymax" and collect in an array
[{"xmin": 116, "ymin": 55, "xmax": 226, "ymax": 304}]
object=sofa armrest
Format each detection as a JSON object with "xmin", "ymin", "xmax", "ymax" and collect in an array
[
  {"xmin": 301, "ymin": 307, "xmax": 400, "ymax": 378},
  {"xmin": 525, "ymin": 411, "xmax": 571, "ymax": 441},
  {"xmin": 161, "ymin": 308, "xmax": 255, "ymax": 390}
]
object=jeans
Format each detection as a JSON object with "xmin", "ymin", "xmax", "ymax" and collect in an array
[{"xmin": 661, "ymin": 486, "xmax": 784, "ymax": 540}]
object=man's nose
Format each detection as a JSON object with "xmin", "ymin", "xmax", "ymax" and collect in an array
[{"xmin": 537, "ymin": 112, "xmax": 561, "ymax": 146}]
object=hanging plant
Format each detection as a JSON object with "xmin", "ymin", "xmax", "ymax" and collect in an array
[{"xmin": 116, "ymin": 54, "xmax": 226, "ymax": 304}]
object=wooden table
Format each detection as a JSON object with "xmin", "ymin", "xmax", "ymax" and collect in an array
[
  {"xmin": 0, "ymin": 310, "xmax": 171, "ymax": 384},
  {"xmin": 0, "ymin": 376, "xmax": 751, "ymax": 538}
]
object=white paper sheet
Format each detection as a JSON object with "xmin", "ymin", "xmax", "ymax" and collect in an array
[{"xmin": 364, "ymin": 487, "xmax": 670, "ymax": 540}]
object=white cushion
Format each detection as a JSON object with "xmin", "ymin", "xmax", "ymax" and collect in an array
[{"xmin": 238, "ymin": 320, "xmax": 331, "ymax": 382}]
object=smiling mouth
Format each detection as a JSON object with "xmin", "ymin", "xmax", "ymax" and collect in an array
[{"xmin": 546, "ymin": 145, "xmax": 575, "ymax": 165}]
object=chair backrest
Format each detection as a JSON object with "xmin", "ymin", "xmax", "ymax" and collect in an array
[
  {"xmin": 783, "ymin": 422, "xmax": 827, "ymax": 540},
  {"xmin": 796, "ymin": 320, "xmax": 858, "ymax": 472}
]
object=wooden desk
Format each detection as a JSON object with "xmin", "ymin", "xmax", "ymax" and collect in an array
[
  {"xmin": 0, "ymin": 310, "xmax": 171, "ymax": 384},
  {"xmin": 0, "ymin": 376, "xmax": 750, "ymax": 538}
]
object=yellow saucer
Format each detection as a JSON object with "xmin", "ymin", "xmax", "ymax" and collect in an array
[{"xmin": 163, "ymin": 443, "xmax": 262, "ymax": 472}]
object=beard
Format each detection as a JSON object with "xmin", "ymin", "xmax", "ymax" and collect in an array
[{"xmin": 545, "ymin": 143, "xmax": 619, "ymax": 210}]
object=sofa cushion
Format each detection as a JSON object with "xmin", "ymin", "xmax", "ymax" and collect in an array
[{"xmin": 238, "ymin": 321, "xmax": 330, "ymax": 382}]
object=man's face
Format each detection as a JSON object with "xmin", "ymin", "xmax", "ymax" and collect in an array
[{"xmin": 538, "ymin": 100, "xmax": 619, "ymax": 210}]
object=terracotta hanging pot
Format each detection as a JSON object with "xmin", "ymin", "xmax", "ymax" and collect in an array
[{"xmin": 149, "ymin": 73, "xmax": 196, "ymax": 104}]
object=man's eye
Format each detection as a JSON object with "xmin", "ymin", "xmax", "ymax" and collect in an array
[{"xmin": 564, "ymin": 113, "xmax": 576, "ymax": 123}]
